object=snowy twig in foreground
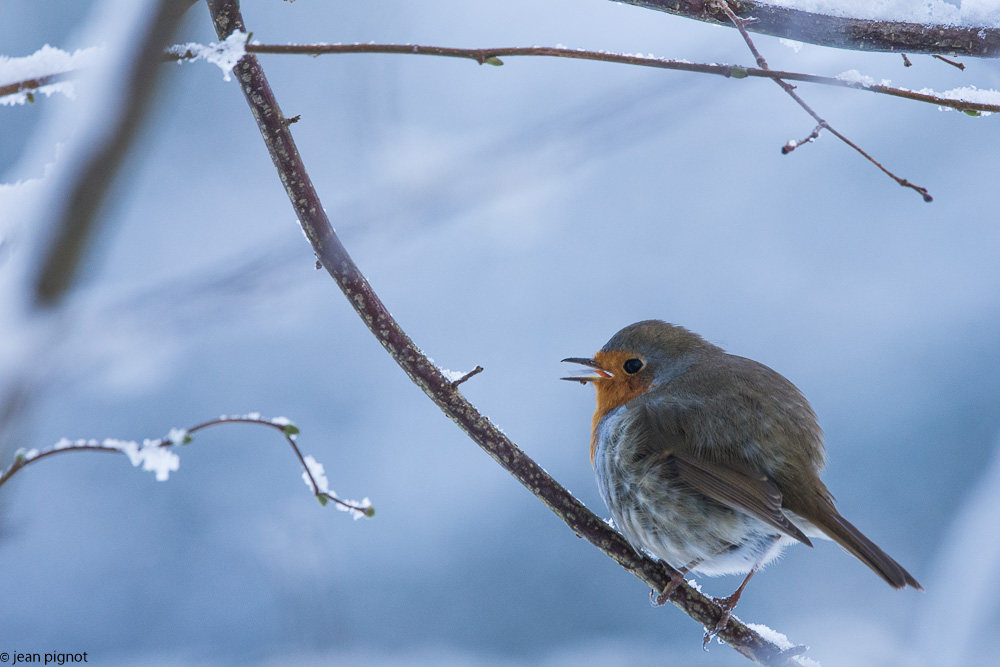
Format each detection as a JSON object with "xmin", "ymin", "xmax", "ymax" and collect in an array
[
  {"xmin": 204, "ymin": 1, "xmax": 802, "ymax": 663},
  {"xmin": 713, "ymin": 0, "xmax": 933, "ymax": 203},
  {"xmin": 0, "ymin": 415, "xmax": 374, "ymax": 519}
]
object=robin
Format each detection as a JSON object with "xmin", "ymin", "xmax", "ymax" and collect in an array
[{"xmin": 563, "ymin": 320, "xmax": 921, "ymax": 639}]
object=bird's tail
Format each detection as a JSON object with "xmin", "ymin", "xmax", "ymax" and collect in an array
[{"xmin": 812, "ymin": 510, "xmax": 922, "ymax": 590}]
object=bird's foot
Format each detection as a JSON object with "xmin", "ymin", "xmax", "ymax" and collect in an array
[
  {"xmin": 701, "ymin": 561, "xmax": 760, "ymax": 648},
  {"xmin": 650, "ymin": 566, "xmax": 688, "ymax": 606},
  {"xmin": 701, "ymin": 591, "xmax": 741, "ymax": 649},
  {"xmin": 651, "ymin": 559, "xmax": 702, "ymax": 607}
]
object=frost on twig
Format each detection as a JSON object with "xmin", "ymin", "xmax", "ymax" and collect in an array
[
  {"xmin": 781, "ymin": 125, "xmax": 822, "ymax": 154},
  {"xmin": 441, "ymin": 365, "xmax": 484, "ymax": 387},
  {"xmin": 302, "ymin": 455, "xmax": 373, "ymax": 518},
  {"xmin": 11, "ymin": 436, "xmax": 181, "ymax": 482},
  {"xmin": 166, "ymin": 30, "xmax": 249, "ymax": 81},
  {"xmin": 0, "ymin": 415, "xmax": 373, "ymax": 518}
]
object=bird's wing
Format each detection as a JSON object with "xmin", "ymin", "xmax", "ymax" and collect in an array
[
  {"xmin": 666, "ymin": 450, "xmax": 812, "ymax": 547},
  {"xmin": 636, "ymin": 401, "xmax": 812, "ymax": 546}
]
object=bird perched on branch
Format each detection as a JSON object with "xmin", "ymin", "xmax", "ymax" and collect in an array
[{"xmin": 563, "ymin": 320, "xmax": 921, "ymax": 641}]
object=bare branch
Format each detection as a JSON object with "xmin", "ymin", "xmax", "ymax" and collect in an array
[
  {"xmin": 715, "ymin": 0, "xmax": 933, "ymax": 202},
  {"xmin": 932, "ymin": 54, "xmax": 966, "ymax": 70},
  {"xmin": 781, "ymin": 124, "xmax": 822, "ymax": 154},
  {"xmin": 616, "ymin": 0, "xmax": 1000, "ymax": 58},
  {"xmin": 0, "ymin": 416, "xmax": 373, "ymax": 517},
  {"xmin": 203, "ymin": 0, "xmax": 807, "ymax": 662},
  {"xmin": 451, "ymin": 366, "xmax": 484, "ymax": 388},
  {"xmin": 8, "ymin": 44, "xmax": 998, "ymax": 116},
  {"xmin": 238, "ymin": 44, "xmax": 1000, "ymax": 115}
]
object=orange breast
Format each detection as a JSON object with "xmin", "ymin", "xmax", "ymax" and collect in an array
[{"xmin": 588, "ymin": 349, "xmax": 654, "ymax": 464}]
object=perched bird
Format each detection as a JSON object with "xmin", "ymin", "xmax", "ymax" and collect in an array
[{"xmin": 563, "ymin": 320, "xmax": 921, "ymax": 637}]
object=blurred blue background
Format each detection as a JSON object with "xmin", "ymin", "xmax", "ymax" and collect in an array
[{"xmin": 2, "ymin": 0, "xmax": 999, "ymax": 665}]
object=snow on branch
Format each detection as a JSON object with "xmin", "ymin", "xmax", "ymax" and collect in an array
[
  {"xmin": 0, "ymin": 415, "xmax": 374, "ymax": 519},
  {"xmin": 166, "ymin": 29, "xmax": 248, "ymax": 81},
  {"xmin": 0, "ymin": 45, "xmax": 102, "ymax": 105},
  {"xmin": 618, "ymin": 0, "xmax": 1000, "ymax": 58}
]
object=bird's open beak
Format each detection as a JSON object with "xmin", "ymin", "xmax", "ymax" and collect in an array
[{"xmin": 561, "ymin": 357, "xmax": 611, "ymax": 384}]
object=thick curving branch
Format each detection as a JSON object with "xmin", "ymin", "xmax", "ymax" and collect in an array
[
  {"xmin": 618, "ymin": 0, "xmax": 1000, "ymax": 58},
  {"xmin": 204, "ymin": 0, "xmax": 806, "ymax": 663}
]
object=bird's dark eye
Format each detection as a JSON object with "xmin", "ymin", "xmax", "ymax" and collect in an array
[{"xmin": 623, "ymin": 358, "xmax": 643, "ymax": 374}]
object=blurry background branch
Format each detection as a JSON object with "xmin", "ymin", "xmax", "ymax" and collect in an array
[
  {"xmin": 203, "ymin": 0, "xmax": 808, "ymax": 663},
  {"xmin": 619, "ymin": 0, "xmax": 1000, "ymax": 57},
  {"xmin": 30, "ymin": 0, "xmax": 193, "ymax": 307}
]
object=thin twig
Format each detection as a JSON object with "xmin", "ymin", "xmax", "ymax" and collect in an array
[
  {"xmin": 781, "ymin": 125, "xmax": 822, "ymax": 154},
  {"xmin": 713, "ymin": 0, "xmax": 933, "ymax": 202},
  {"xmin": 0, "ymin": 416, "xmax": 373, "ymax": 516},
  {"xmin": 932, "ymin": 54, "xmax": 966, "ymax": 70},
  {"xmin": 451, "ymin": 366, "xmax": 484, "ymax": 388},
  {"xmin": 6, "ymin": 45, "xmax": 998, "ymax": 116},
  {"xmin": 236, "ymin": 44, "xmax": 998, "ymax": 115},
  {"xmin": 204, "ymin": 0, "xmax": 804, "ymax": 663}
]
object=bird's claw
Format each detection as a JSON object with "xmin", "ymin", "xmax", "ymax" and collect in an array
[
  {"xmin": 701, "ymin": 594, "xmax": 738, "ymax": 649},
  {"xmin": 650, "ymin": 567, "xmax": 688, "ymax": 606}
]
